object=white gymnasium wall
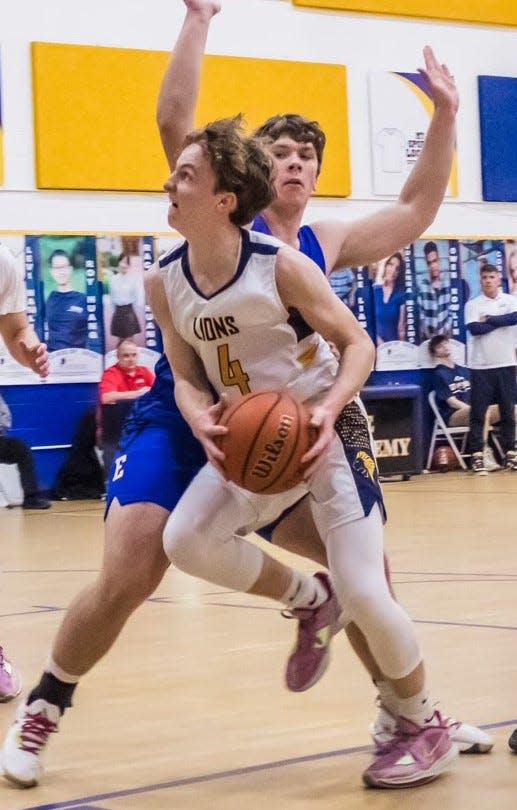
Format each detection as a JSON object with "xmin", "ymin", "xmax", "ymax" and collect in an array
[{"xmin": 1, "ymin": 0, "xmax": 517, "ymax": 236}]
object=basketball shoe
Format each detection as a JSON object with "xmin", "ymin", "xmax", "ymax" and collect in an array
[
  {"xmin": 371, "ymin": 702, "xmax": 493, "ymax": 754},
  {"xmin": 0, "ymin": 647, "xmax": 22, "ymax": 702},
  {"xmin": 471, "ymin": 452, "xmax": 488, "ymax": 475},
  {"xmin": 363, "ymin": 712, "xmax": 458, "ymax": 788},
  {"xmin": 1, "ymin": 699, "xmax": 60, "ymax": 787},
  {"xmin": 505, "ymin": 450, "xmax": 517, "ymax": 471},
  {"xmin": 284, "ymin": 572, "xmax": 341, "ymax": 691}
]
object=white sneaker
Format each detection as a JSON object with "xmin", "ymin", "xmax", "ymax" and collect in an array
[
  {"xmin": 1, "ymin": 699, "xmax": 60, "ymax": 787},
  {"xmin": 371, "ymin": 702, "xmax": 493, "ymax": 754}
]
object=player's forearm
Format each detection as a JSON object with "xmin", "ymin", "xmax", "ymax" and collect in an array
[
  {"xmin": 2, "ymin": 323, "xmax": 37, "ymax": 368},
  {"xmin": 157, "ymin": 6, "xmax": 216, "ymax": 170},
  {"xmin": 324, "ymin": 338, "xmax": 375, "ymax": 415},
  {"xmin": 398, "ymin": 106, "xmax": 457, "ymax": 231},
  {"xmin": 173, "ymin": 377, "xmax": 214, "ymax": 432}
]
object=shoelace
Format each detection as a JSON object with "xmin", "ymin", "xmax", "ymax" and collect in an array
[{"xmin": 19, "ymin": 712, "xmax": 58, "ymax": 754}]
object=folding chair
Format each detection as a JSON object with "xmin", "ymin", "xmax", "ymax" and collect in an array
[{"xmin": 426, "ymin": 390, "xmax": 469, "ymax": 471}]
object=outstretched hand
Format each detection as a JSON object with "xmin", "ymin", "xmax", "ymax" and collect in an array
[
  {"xmin": 419, "ymin": 45, "xmax": 459, "ymax": 115},
  {"xmin": 18, "ymin": 341, "xmax": 49, "ymax": 378}
]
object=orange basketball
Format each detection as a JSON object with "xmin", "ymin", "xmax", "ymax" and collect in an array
[{"xmin": 216, "ymin": 390, "xmax": 315, "ymax": 494}]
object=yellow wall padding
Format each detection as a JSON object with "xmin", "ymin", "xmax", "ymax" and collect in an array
[
  {"xmin": 31, "ymin": 42, "xmax": 350, "ymax": 197},
  {"xmin": 292, "ymin": 0, "xmax": 517, "ymax": 26}
]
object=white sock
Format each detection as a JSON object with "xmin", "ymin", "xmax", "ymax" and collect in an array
[
  {"xmin": 281, "ymin": 572, "xmax": 328, "ymax": 610},
  {"xmin": 375, "ymin": 679, "xmax": 399, "ymax": 717},
  {"xmin": 46, "ymin": 657, "xmax": 81, "ymax": 684},
  {"xmin": 390, "ymin": 688, "xmax": 433, "ymax": 725}
]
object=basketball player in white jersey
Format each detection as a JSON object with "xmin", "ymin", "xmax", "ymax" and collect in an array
[
  {"xmin": 141, "ymin": 115, "xmax": 459, "ymax": 788},
  {"xmin": 156, "ymin": 0, "xmax": 491, "ymax": 755},
  {"xmin": 0, "ymin": 244, "xmax": 49, "ymax": 702}
]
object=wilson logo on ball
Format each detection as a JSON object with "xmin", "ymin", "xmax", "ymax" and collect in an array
[
  {"xmin": 217, "ymin": 390, "xmax": 314, "ymax": 494},
  {"xmin": 251, "ymin": 414, "xmax": 295, "ymax": 481}
]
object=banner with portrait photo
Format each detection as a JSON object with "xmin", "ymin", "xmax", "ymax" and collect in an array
[
  {"xmin": 413, "ymin": 239, "xmax": 465, "ymax": 367},
  {"xmin": 459, "ymin": 239, "xmax": 505, "ymax": 304},
  {"xmin": 368, "ymin": 71, "xmax": 458, "ymax": 198},
  {"xmin": 504, "ymin": 240, "xmax": 517, "ymax": 297},
  {"xmin": 372, "ymin": 246, "xmax": 419, "ymax": 370},
  {"xmin": 38, "ymin": 235, "xmax": 103, "ymax": 382},
  {"xmin": 329, "ymin": 266, "xmax": 375, "ymax": 342},
  {"xmin": 98, "ymin": 234, "xmax": 159, "ymax": 372},
  {"xmin": 0, "ymin": 236, "xmax": 44, "ymax": 384}
]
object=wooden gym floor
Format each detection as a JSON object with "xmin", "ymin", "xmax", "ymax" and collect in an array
[{"xmin": 0, "ymin": 470, "xmax": 516, "ymax": 809}]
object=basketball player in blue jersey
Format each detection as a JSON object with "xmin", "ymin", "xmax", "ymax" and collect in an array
[{"xmin": 0, "ymin": 0, "xmax": 488, "ymax": 789}]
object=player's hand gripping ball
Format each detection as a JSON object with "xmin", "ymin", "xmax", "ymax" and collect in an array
[{"xmin": 216, "ymin": 390, "xmax": 315, "ymax": 494}]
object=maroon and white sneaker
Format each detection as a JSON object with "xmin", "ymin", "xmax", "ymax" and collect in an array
[
  {"xmin": 284, "ymin": 572, "xmax": 341, "ymax": 692},
  {"xmin": 1, "ymin": 699, "xmax": 60, "ymax": 787},
  {"xmin": 363, "ymin": 712, "xmax": 458, "ymax": 789},
  {"xmin": 371, "ymin": 702, "xmax": 493, "ymax": 754},
  {"xmin": 0, "ymin": 647, "xmax": 21, "ymax": 703}
]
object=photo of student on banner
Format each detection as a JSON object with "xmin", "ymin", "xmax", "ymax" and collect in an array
[
  {"xmin": 0, "ymin": 236, "xmax": 42, "ymax": 384},
  {"xmin": 39, "ymin": 235, "xmax": 103, "ymax": 381},
  {"xmin": 459, "ymin": 239, "xmax": 505, "ymax": 302},
  {"xmin": 504, "ymin": 240, "xmax": 517, "ymax": 297},
  {"xmin": 372, "ymin": 247, "xmax": 418, "ymax": 370},
  {"xmin": 99, "ymin": 235, "xmax": 159, "ymax": 371},
  {"xmin": 414, "ymin": 238, "xmax": 465, "ymax": 367}
]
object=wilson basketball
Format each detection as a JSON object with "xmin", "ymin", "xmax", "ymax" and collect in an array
[
  {"xmin": 432, "ymin": 446, "xmax": 459, "ymax": 472},
  {"xmin": 216, "ymin": 390, "xmax": 315, "ymax": 494}
]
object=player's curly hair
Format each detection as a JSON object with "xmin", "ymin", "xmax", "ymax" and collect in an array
[
  {"xmin": 253, "ymin": 114, "xmax": 326, "ymax": 175},
  {"xmin": 183, "ymin": 116, "xmax": 275, "ymax": 226}
]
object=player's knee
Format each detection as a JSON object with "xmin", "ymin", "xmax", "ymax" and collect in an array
[
  {"xmin": 340, "ymin": 586, "xmax": 385, "ymax": 628},
  {"xmin": 163, "ymin": 512, "xmax": 204, "ymax": 571}
]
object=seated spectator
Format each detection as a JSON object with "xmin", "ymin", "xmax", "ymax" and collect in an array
[
  {"xmin": 429, "ymin": 335, "xmax": 471, "ymax": 428},
  {"xmin": 0, "ymin": 393, "xmax": 50, "ymax": 509},
  {"xmin": 99, "ymin": 338, "xmax": 155, "ymax": 476},
  {"xmin": 429, "ymin": 334, "xmax": 514, "ymax": 468}
]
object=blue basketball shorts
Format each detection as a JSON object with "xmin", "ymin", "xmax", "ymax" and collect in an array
[{"xmin": 105, "ymin": 424, "xmax": 206, "ymax": 515}]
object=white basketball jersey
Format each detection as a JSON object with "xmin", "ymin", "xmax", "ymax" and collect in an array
[{"xmin": 159, "ymin": 228, "xmax": 338, "ymax": 404}]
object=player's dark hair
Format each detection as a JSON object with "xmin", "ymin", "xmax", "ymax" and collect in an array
[
  {"xmin": 183, "ymin": 116, "xmax": 275, "ymax": 227},
  {"xmin": 253, "ymin": 114, "xmax": 326, "ymax": 175}
]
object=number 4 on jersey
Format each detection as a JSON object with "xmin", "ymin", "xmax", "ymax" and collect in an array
[{"xmin": 218, "ymin": 344, "xmax": 250, "ymax": 395}]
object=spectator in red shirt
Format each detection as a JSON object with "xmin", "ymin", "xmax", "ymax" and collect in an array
[
  {"xmin": 100, "ymin": 338, "xmax": 154, "ymax": 404},
  {"xmin": 99, "ymin": 339, "xmax": 155, "ymax": 477}
]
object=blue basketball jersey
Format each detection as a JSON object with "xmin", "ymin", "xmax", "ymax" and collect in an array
[{"xmin": 251, "ymin": 215, "xmax": 326, "ymax": 273}]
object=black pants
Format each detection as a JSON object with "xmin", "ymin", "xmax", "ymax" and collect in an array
[
  {"xmin": 469, "ymin": 366, "xmax": 517, "ymax": 453},
  {"xmin": 0, "ymin": 436, "xmax": 39, "ymax": 497}
]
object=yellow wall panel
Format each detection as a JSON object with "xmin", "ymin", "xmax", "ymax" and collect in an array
[
  {"xmin": 292, "ymin": 0, "xmax": 517, "ymax": 26},
  {"xmin": 31, "ymin": 43, "xmax": 349, "ymax": 197}
]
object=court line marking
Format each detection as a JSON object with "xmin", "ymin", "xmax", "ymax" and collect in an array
[{"xmin": 20, "ymin": 719, "xmax": 517, "ymax": 810}]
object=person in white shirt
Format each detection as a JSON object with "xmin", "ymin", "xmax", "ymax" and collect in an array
[{"xmin": 464, "ymin": 263, "xmax": 517, "ymax": 473}]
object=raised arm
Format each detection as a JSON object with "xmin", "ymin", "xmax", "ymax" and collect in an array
[
  {"xmin": 156, "ymin": 0, "xmax": 221, "ymax": 170},
  {"xmin": 314, "ymin": 46, "xmax": 459, "ymax": 271}
]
